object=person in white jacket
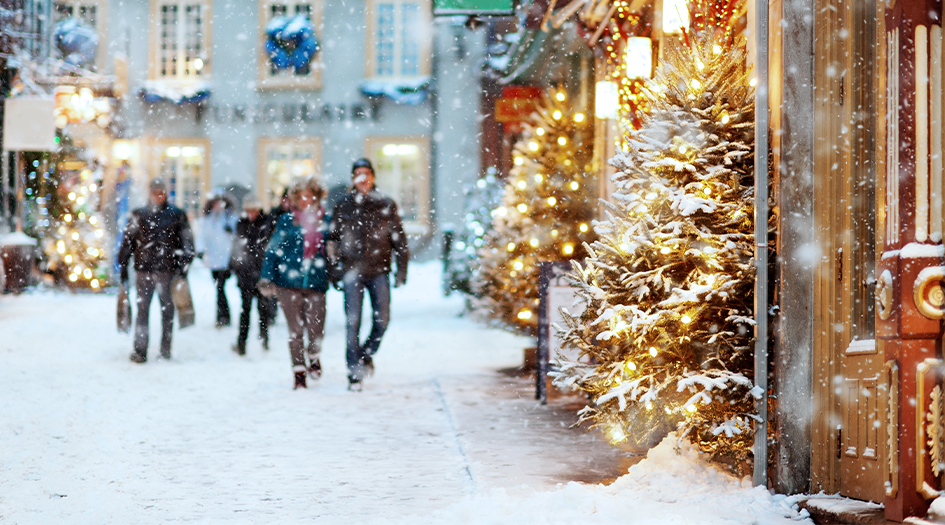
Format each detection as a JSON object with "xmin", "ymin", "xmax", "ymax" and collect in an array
[{"xmin": 197, "ymin": 194, "xmax": 238, "ymax": 328}]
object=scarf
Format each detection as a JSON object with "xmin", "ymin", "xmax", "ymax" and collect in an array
[{"xmin": 296, "ymin": 207, "xmax": 324, "ymax": 260}]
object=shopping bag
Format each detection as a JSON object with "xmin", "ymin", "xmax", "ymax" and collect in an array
[
  {"xmin": 117, "ymin": 284, "xmax": 132, "ymax": 333},
  {"xmin": 171, "ymin": 275, "xmax": 195, "ymax": 329}
]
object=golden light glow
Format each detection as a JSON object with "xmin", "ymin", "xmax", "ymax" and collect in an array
[
  {"xmin": 563, "ymin": 244, "xmax": 574, "ymax": 255},
  {"xmin": 557, "ymin": 136, "xmax": 567, "ymax": 146},
  {"xmin": 681, "ymin": 315, "xmax": 692, "ymax": 324},
  {"xmin": 513, "ymin": 261, "xmax": 524, "ymax": 270},
  {"xmin": 555, "ymin": 92, "xmax": 565, "ymax": 101},
  {"xmin": 704, "ymin": 187, "xmax": 712, "ymax": 195},
  {"xmin": 536, "ymin": 127, "xmax": 545, "ymax": 136},
  {"xmin": 63, "ymin": 214, "xmax": 72, "ymax": 222},
  {"xmin": 529, "ymin": 238, "xmax": 539, "ymax": 247},
  {"xmin": 514, "ymin": 157, "xmax": 524, "ymax": 165},
  {"xmin": 678, "ymin": 145, "xmax": 687, "ymax": 154},
  {"xmin": 579, "ymin": 223, "xmax": 588, "ymax": 233},
  {"xmin": 649, "ymin": 347, "xmax": 658, "ymax": 357},
  {"xmin": 518, "ymin": 309, "xmax": 533, "ymax": 320},
  {"xmin": 690, "ymin": 79, "xmax": 702, "ymax": 90},
  {"xmin": 713, "ymin": 44, "xmax": 723, "ymax": 54},
  {"xmin": 625, "ymin": 361, "xmax": 637, "ymax": 371},
  {"xmin": 72, "ymin": 232, "xmax": 80, "ymax": 241},
  {"xmin": 570, "ymin": 181, "xmax": 579, "ymax": 190},
  {"xmin": 64, "ymin": 254, "xmax": 73, "ymax": 263},
  {"xmin": 529, "ymin": 142, "xmax": 539, "ymax": 151},
  {"xmin": 547, "ymin": 197, "xmax": 557, "ymax": 206},
  {"xmin": 660, "ymin": 247, "xmax": 671, "ymax": 254},
  {"xmin": 57, "ymin": 241, "xmax": 65, "ymax": 254},
  {"xmin": 552, "ymin": 110, "xmax": 562, "ymax": 120},
  {"xmin": 749, "ymin": 78, "xmax": 758, "ymax": 87},
  {"xmin": 91, "ymin": 279, "xmax": 100, "ymax": 289},
  {"xmin": 95, "ymin": 230, "xmax": 104, "ymax": 238},
  {"xmin": 507, "ymin": 243, "xmax": 516, "ymax": 252},
  {"xmin": 534, "ymin": 174, "xmax": 543, "ymax": 183},
  {"xmin": 686, "ymin": 404, "xmax": 698, "ymax": 413},
  {"xmin": 721, "ymin": 114, "xmax": 730, "ymax": 125},
  {"xmin": 68, "ymin": 192, "xmax": 76, "ymax": 201},
  {"xmin": 69, "ymin": 274, "xmax": 78, "ymax": 282},
  {"xmin": 517, "ymin": 204, "xmax": 527, "ymax": 213},
  {"xmin": 573, "ymin": 113, "xmax": 585, "ymax": 123},
  {"xmin": 517, "ymin": 180, "xmax": 527, "ymax": 189},
  {"xmin": 83, "ymin": 268, "xmax": 92, "ymax": 279},
  {"xmin": 551, "ymin": 229, "xmax": 558, "ymax": 237}
]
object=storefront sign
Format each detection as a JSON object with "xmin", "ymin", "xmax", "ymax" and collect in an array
[
  {"xmin": 3, "ymin": 97, "xmax": 56, "ymax": 151},
  {"xmin": 204, "ymin": 101, "xmax": 379, "ymax": 125},
  {"xmin": 433, "ymin": 0, "xmax": 514, "ymax": 15}
]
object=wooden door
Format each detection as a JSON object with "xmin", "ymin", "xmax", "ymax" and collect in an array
[{"xmin": 812, "ymin": 0, "xmax": 885, "ymax": 503}]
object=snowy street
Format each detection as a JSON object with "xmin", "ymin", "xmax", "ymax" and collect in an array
[{"xmin": 0, "ymin": 262, "xmax": 811, "ymax": 523}]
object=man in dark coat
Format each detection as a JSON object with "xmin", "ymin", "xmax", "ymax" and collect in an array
[
  {"xmin": 118, "ymin": 178, "xmax": 195, "ymax": 363},
  {"xmin": 229, "ymin": 197, "xmax": 272, "ymax": 355},
  {"xmin": 328, "ymin": 158, "xmax": 409, "ymax": 390}
]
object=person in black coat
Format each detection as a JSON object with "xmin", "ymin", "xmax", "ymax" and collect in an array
[
  {"xmin": 327, "ymin": 158, "xmax": 409, "ymax": 390},
  {"xmin": 229, "ymin": 197, "xmax": 272, "ymax": 355},
  {"xmin": 118, "ymin": 178, "xmax": 195, "ymax": 363}
]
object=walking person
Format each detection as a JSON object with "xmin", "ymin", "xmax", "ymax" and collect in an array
[
  {"xmin": 328, "ymin": 158, "xmax": 409, "ymax": 392},
  {"xmin": 118, "ymin": 178, "xmax": 195, "ymax": 363},
  {"xmin": 258, "ymin": 177, "xmax": 331, "ymax": 389},
  {"xmin": 230, "ymin": 197, "xmax": 272, "ymax": 355},
  {"xmin": 197, "ymin": 194, "xmax": 238, "ymax": 328},
  {"xmin": 263, "ymin": 189, "xmax": 292, "ymax": 325}
]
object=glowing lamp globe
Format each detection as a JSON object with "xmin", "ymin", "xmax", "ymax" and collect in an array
[
  {"xmin": 595, "ymin": 80, "xmax": 619, "ymax": 120},
  {"xmin": 625, "ymin": 37, "xmax": 652, "ymax": 79}
]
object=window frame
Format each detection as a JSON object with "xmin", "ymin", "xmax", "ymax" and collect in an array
[
  {"xmin": 363, "ymin": 135, "xmax": 431, "ymax": 235},
  {"xmin": 52, "ymin": 0, "xmax": 108, "ymax": 72},
  {"xmin": 148, "ymin": 0, "xmax": 213, "ymax": 83},
  {"xmin": 256, "ymin": 136, "xmax": 323, "ymax": 208},
  {"xmin": 147, "ymin": 137, "xmax": 212, "ymax": 221},
  {"xmin": 256, "ymin": 0, "xmax": 324, "ymax": 90},
  {"xmin": 364, "ymin": 0, "xmax": 432, "ymax": 80}
]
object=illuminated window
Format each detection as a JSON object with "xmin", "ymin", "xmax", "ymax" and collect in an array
[
  {"xmin": 366, "ymin": 0, "xmax": 431, "ymax": 79},
  {"xmin": 364, "ymin": 137, "xmax": 430, "ymax": 235},
  {"xmin": 155, "ymin": 141, "xmax": 209, "ymax": 218},
  {"xmin": 257, "ymin": 0, "xmax": 323, "ymax": 89},
  {"xmin": 150, "ymin": 0, "xmax": 211, "ymax": 81},
  {"xmin": 257, "ymin": 137, "xmax": 322, "ymax": 208}
]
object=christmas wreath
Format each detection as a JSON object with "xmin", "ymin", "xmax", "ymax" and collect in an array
[
  {"xmin": 265, "ymin": 15, "xmax": 319, "ymax": 74},
  {"xmin": 54, "ymin": 18, "xmax": 98, "ymax": 67}
]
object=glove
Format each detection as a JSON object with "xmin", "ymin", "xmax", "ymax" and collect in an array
[
  {"xmin": 394, "ymin": 274, "xmax": 406, "ymax": 288},
  {"xmin": 257, "ymin": 279, "xmax": 277, "ymax": 298}
]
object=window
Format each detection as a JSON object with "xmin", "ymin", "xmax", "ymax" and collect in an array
[
  {"xmin": 150, "ymin": 0, "xmax": 211, "ymax": 81},
  {"xmin": 152, "ymin": 139, "xmax": 210, "ymax": 219},
  {"xmin": 366, "ymin": 0, "xmax": 431, "ymax": 79},
  {"xmin": 257, "ymin": 137, "xmax": 322, "ymax": 208},
  {"xmin": 364, "ymin": 136, "xmax": 430, "ymax": 235},
  {"xmin": 53, "ymin": 0, "xmax": 107, "ymax": 70},
  {"xmin": 257, "ymin": 0, "xmax": 324, "ymax": 89}
]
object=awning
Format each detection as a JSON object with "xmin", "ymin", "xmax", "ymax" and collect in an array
[
  {"xmin": 359, "ymin": 76, "xmax": 432, "ymax": 105},
  {"xmin": 139, "ymin": 80, "xmax": 211, "ymax": 104}
]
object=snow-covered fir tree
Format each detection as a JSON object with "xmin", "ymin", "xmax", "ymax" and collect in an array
[
  {"xmin": 474, "ymin": 88, "xmax": 596, "ymax": 336},
  {"xmin": 444, "ymin": 171, "xmax": 503, "ymax": 296},
  {"xmin": 553, "ymin": 26, "xmax": 758, "ymax": 464}
]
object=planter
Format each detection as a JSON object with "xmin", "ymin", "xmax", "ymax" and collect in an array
[{"xmin": 0, "ymin": 232, "xmax": 37, "ymax": 294}]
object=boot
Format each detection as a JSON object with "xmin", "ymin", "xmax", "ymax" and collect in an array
[
  {"xmin": 129, "ymin": 353, "xmax": 146, "ymax": 364},
  {"xmin": 294, "ymin": 371, "xmax": 307, "ymax": 390},
  {"xmin": 308, "ymin": 356, "xmax": 322, "ymax": 379},
  {"xmin": 348, "ymin": 378, "xmax": 363, "ymax": 392},
  {"xmin": 232, "ymin": 342, "xmax": 246, "ymax": 356},
  {"xmin": 361, "ymin": 355, "xmax": 374, "ymax": 377}
]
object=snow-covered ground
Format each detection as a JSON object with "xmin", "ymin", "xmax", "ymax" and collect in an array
[{"xmin": 0, "ymin": 262, "xmax": 811, "ymax": 524}]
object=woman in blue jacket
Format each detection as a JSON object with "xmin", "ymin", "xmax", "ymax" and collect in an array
[{"xmin": 259, "ymin": 177, "xmax": 330, "ymax": 389}]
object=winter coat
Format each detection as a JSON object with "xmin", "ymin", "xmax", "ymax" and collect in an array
[
  {"xmin": 197, "ymin": 209, "xmax": 237, "ymax": 270},
  {"xmin": 118, "ymin": 202, "xmax": 195, "ymax": 281},
  {"xmin": 260, "ymin": 212, "xmax": 330, "ymax": 292},
  {"xmin": 328, "ymin": 188, "xmax": 409, "ymax": 282},
  {"xmin": 229, "ymin": 212, "xmax": 272, "ymax": 288}
]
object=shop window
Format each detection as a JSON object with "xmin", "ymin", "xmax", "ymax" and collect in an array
[
  {"xmin": 257, "ymin": 0, "xmax": 323, "ymax": 89},
  {"xmin": 257, "ymin": 138, "xmax": 322, "ymax": 209},
  {"xmin": 364, "ymin": 137, "xmax": 430, "ymax": 235},
  {"xmin": 150, "ymin": 0, "xmax": 211, "ymax": 81},
  {"xmin": 365, "ymin": 0, "xmax": 431, "ymax": 79},
  {"xmin": 156, "ymin": 142, "xmax": 209, "ymax": 218}
]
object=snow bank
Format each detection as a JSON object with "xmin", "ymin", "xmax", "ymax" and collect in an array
[{"xmin": 392, "ymin": 436, "xmax": 811, "ymax": 525}]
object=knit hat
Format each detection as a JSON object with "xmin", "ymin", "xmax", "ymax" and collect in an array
[
  {"xmin": 149, "ymin": 178, "xmax": 167, "ymax": 191},
  {"xmin": 351, "ymin": 158, "xmax": 374, "ymax": 175},
  {"xmin": 242, "ymin": 197, "xmax": 263, "ymax": 210}
]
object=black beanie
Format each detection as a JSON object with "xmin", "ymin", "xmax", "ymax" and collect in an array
[{"xmin": 351, "ymin": 158, "xmax": 374, "ymax": 175}]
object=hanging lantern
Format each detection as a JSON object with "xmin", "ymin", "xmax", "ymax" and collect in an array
[
  {"xmin": 595, "ymin": 80, "xmax": 619, "ymax": 120},
  {"xmin": 625, "ymin": 37, "xmax": 653, "ymax": 79},
  {"xmin": 662, "ymin": 0, "xmax": 689, "ymax": 34}
]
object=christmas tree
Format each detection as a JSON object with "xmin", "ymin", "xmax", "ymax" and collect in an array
[
  {"xmin": 474, "ymin": 89, "xmax": 597, "ymax": 336},
  {"xmin": 444, "ymin": 170, "xmax": 503, "ymax": 296},
  {"xmin": 41, "ymin": 161, "xmax": 109, "ymax": 290},
  {"xmin": 552, "ymin": 24, "xmax": 758, "ymax": 463}
]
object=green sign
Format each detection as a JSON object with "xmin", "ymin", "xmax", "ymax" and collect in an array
[{"xmin": 433, "ymin": 0, "xmax": 514, "ymax": 15}]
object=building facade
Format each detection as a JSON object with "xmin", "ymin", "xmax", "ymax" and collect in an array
[{"xmin": 51, "ymin": 0, "xmax": 487, "ymax": 251}]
